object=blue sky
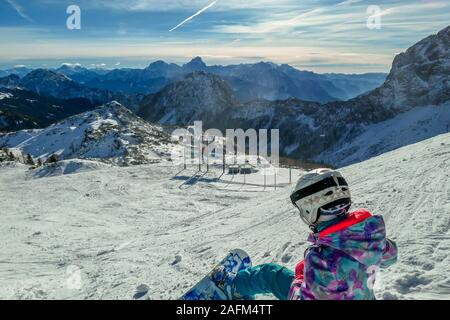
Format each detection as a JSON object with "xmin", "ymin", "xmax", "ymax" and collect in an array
[{"xmin": 0, "ymin": 0, "xmax": 449, "ymax": 73}]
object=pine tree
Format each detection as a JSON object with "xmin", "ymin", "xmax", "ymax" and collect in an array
[
  {"xmin": 47, "ymin": 154, "xmax": 58, "ymax": 164},
  {"xmin": 26, "ymin": 153, "xmax": 35, "ymax": 166},
  {"xmin": 8, "ymin": 152, "xmax": 14, "ymax": 161},
  {"xmin": 0, "ymin": 148, "xmax": 6, "ymax": 162},
  {"xmin": 37, "ymin": 158, "xmax": 42, "ymax": 167}
]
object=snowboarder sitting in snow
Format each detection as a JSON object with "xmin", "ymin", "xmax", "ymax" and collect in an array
[{"xmin": 228, "ymin": 168, "xmax": 398, "ymax": 300}]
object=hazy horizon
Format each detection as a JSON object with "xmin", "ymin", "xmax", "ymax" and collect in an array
[{"xmin": 0, "ymin": 56, "xmax": 391, "ymax": 75}]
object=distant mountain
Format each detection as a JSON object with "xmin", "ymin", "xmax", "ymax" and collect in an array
[
  {"xmin": 0, "ymin": 66, "xmax": 33, "ymax": 78},
  {"xmin": 83, "ymin": 58, "xmax": 385, "ymax": 103},
  {"xmin": 53, "ymin": 64, "xmax": 108, "ymax": 84},
  {"xmin": 0, "ymin": 88, "xmax": 95, "ymax": 132},
  {"xmin": 0, "ymin": 102, "xmax": 175, "ymax": 166},
  {"xmin": 323, "ymin": 73, "xmax": 387, "ymax": 100},
  {"xmin": 1, "ymin": 60, "xmax": 386, "ymax": 105},
  {"xmin": 20, "ymin": 69, "xmax": 112, "ymax": 103},
  {"xmin": 0, "ymin": 74, "xmax": 21, "ymax": 88},
  {"xmin": 0, "ymin": 69, "xmax": 141, "ymax": 110},
  {"xmin": 138, "ymin": 72, "xmax": 239, "ymax": 127},
  {"xmin": 208, "ymin": 62, "xmax": 341, "ymax": 103},
  {"xmin": 86, "ymin": 63, "xmax": 181, "ymax": 95},
  {"xmin": 183, "ymin": 57, "xmax": 208, "ymax": 73}
]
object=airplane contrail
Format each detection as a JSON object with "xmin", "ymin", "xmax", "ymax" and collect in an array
[
  {"xmin": 169, "ymin": 1, "xmax": 218, "ymax": 32},
  {"xmin": 6, "ymin": 0, "xmax": 33, "ymax": 22}
]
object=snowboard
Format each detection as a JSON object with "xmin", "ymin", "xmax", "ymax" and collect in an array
[
  {"xmin": 180, "ymin": 249, "xmax": 252, "ymax": 300},
  {"xmin": 133, "ymin": 284, "xmax": 151, "ymax": 300}
]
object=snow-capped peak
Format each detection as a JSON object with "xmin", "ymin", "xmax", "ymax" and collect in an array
[
  {"xmin": 0, "ymin": 92, "xmax": 13, "ymax": 100},
  {"xmin": 1, "ymin": 102, "xmax": 175, "ymax": 166},
  {"xmin": 104, "ymin": 100, "xmax": 123, "ymax": 109},
  {"xmin": 360, "ymin": 25, "xmax": 450, "ymax": 113}
]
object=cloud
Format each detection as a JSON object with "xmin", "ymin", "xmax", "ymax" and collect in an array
[
  {"xmin": 170, "ymin": 1, "xmax": 218, "ymax": 32},
  {"xmin": 61, "ymin": 63, "xmax": 82, "ymax": 67},
  {"xmin": 214, "ymin": 0, "xmax": 450, "ymax": 35},
  {"xmin": 90, "ymin": 63, "xmax": 107, "ymax": 68},
  {"xmin": 87, "ymin": 0, "xmax": 298, "ymax": 12},
  {"xmin": 336, "ymin": 0, "xmax": 362, "ymax": 7},
  {"xmin": 6, "ymin": 0, "xmax": 33, "ymax": 22},
  {"xmin": 215, "ymin": 7, "xmax": 325, "ymax": 34}
]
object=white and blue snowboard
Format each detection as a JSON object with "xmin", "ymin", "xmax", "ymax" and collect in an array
[{"xmin": 181, "ymin": 249, "xmax": 252, "ymax": 300}]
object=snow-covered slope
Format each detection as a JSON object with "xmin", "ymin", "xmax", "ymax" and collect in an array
[
  {"xmin": 340, "ymin": 134, "xmax": 450, "ymax": 299},
  {"xmin": 317, "ymin": 103, "xmax": 450, "ymax": 166},
  {"xmin": 0, "ymin": 129, "xmax": 40, "ymax": 147},
  {"xmin": 0, "ymin": 102, "xmax": 174, "ymax": 165},
  {"xmin": 28, "ymin": 159, "xmax": 112, "ymax": 178},
  {"xmin": 0, "ymin": 133, "xmax": 448, "ymax": 300}
]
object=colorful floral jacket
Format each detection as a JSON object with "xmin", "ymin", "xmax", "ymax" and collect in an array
[{"xmin": 288, "ymin": 209, "xmax": 398, "ymax": 300}]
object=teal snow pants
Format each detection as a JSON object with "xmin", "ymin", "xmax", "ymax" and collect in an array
[{"xmin": 234, "ymin": 263, "xmax": 295, "ymax": 300}]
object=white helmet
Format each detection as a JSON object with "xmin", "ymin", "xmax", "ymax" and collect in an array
[{"xmin": 290, "ymin": 168, "xmax": 351, "ymax": 229}]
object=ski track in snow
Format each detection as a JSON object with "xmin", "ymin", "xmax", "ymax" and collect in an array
[{"xmin": 0, "ymin": 134, "xmax": 449, "ymax": 300}]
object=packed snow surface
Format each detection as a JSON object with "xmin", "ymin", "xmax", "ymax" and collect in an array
[
  {"xmin": 0, "ymin": 133, "xmax": 449, "ymax": 300},
  {"xmin": 28, "ymin": 159, "xmax": 112, "ymax": 179}
]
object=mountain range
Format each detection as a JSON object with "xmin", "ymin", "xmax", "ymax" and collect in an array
[
  {"xmin": 1, "ymin": 25, "xmax": 449, "ymax": 167},
  {"xmin": 138, "ymin": 25, "xmax": 450, "ymax": 165},
  {"xmin": 0, "ymin": 69, "xmax": 140, "ymax": 110},
  {"xmin": 0, "ymin": 59, "xmax": 386, "ymax": 104},
  {"xmin": 0, "ymin": 58, "xmax": 387, "ymax": 134},
  {"xmin": 70, "ymin": 58, "xmax": 386, "ymax": 103}
]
